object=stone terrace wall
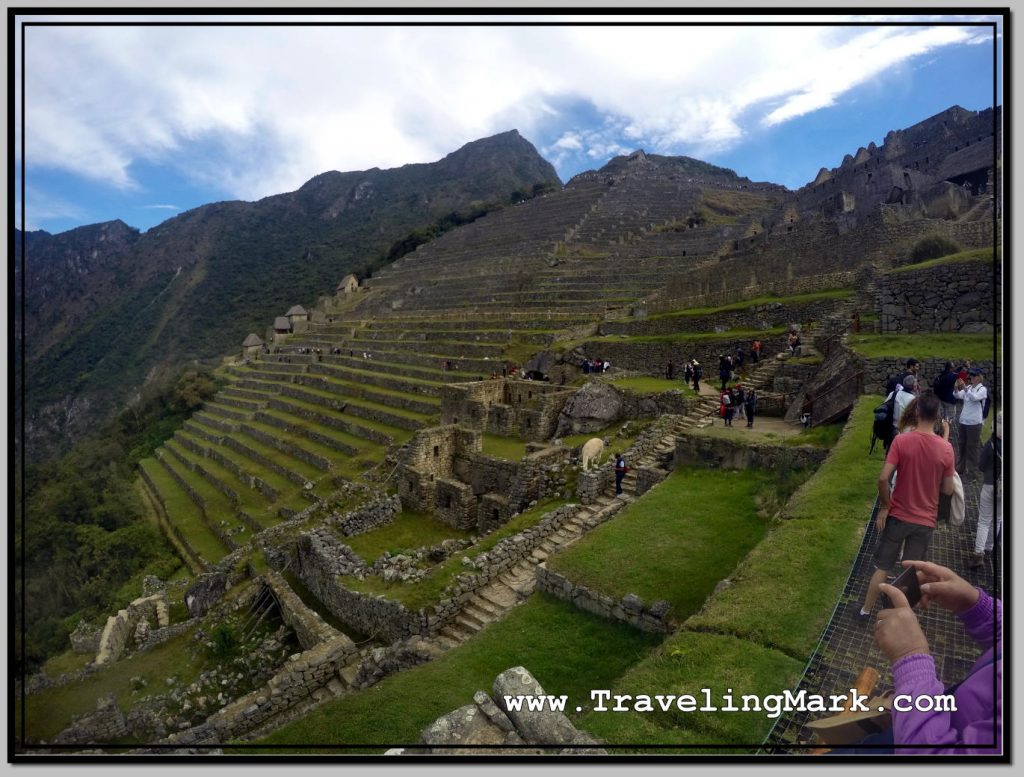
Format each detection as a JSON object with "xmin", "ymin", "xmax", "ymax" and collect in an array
[
  {"xmin": 859, "ymin": 356, "xmax": 998, "ymax": 399},
  {"xmin": 658, "ymin": 210, "xmax": 993, "ymax": 309},
  {"xmin": 604, "ymin": 296, "xmax": 848, "ymax": 337},
  {"xmin": 672, "ymin": 433, "xmax": 829, "ymax": 472},
  {"xmin": 293, "ymin": 530, "xmax": 421, "ymax": 639},
  {"xmin": 199, "ymin": 634, "xmax": 357, "ymax": 742},
  {"xmin": 332, "ymin": 494, "xmax": 402, "ymax": 537},
  {"xmin": 536, "ymin": 566, "xmax": 671, "ymax": 633},
  {"xmin": 877, "ymin": 257, "xmax": 1000, "ymax": 334},
  {"xmin": 264, "ymin": 569, "xmax": 342, "ymax": 650},
  {"xmin": 581, "ymin": 335, "xmax": 789, "ymax": 375}
]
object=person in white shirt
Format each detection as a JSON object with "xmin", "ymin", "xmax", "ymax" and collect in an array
[
  {"xmin": 893, "ymin": 375, "xmax": 919, "ymax": 430},
  {"xmin": 953, "ymin": 367, "xmax": 988, "ymax": 479}
]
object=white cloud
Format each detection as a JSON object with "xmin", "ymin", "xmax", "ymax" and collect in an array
[
  {"xmin": 140, "ymin": 204, "xmax": 180, "ymax": 210},
  {"xmin": 17, "ymin": 18, "xmax": 994, "ymax": 200}
]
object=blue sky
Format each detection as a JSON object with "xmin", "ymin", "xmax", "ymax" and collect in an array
[{"xmin": 14, "ymin": 14, "xmax": 1001, "ymax": 235}]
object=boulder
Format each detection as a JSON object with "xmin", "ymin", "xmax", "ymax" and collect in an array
[
  {"xmin": 555, "ymin": 382, "xmax": 623, "ymax": 437},
  {"xmin": 184, "ymin": 572, "xmax": 229, "ymax": 618},
  {"xmin": 421, "ymin": 703, "xmax": 508, "ymax": 748},
  {"xmin": 493, "ymin": 666, "xmax": 601, "ymax": 747}
]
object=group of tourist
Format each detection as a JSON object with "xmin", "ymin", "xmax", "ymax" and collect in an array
[
  {"xmin": 582, "ymin": 358, "xmax": 610, "ymax": 374},
  {"xmin": 718, "ymin": 385, "xmax": 758, "ymax": 428},
  {"xmin": 847, "ymin": 354, "xmax": 1000, "ymax": 754}
]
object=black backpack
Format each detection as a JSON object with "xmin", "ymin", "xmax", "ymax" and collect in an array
[
  {"xmin": 982, "ymin": 387, "xmax": 992, "ymax": 419},
  {"xmin": 870, "ymin": 391, "xmax": 898, "ymax": 454}
]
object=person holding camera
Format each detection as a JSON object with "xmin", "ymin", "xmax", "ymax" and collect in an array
[
  {"xmin": 859, "ymin": 392, "xmax": 954, "ymax": 621},
  {"xmin": 874, "ymin": 559, "xmax": 1001, "ymax": 753},
  {"xmin": 953, "ymin": 367, "xmax": 988, "ymax": 480}
]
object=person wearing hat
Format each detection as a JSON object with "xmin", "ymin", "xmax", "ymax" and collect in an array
[{"xmin": 953, "ymin": 367, "xmax": 988, "ymax": 479}]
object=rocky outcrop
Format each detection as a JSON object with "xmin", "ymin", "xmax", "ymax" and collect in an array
[
  {"xmin": 414, "ymin": 666, "xmax": 605, "ymax": 754},
  {"xmin": 555, "ymin": 381, "xmax": 623, "ymax": 436}
]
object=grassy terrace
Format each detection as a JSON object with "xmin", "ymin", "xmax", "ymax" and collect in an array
[
  {"xmin": 847, "ymin": 332, "xmax": 1000, "ymax": 363},
  {"xmin": 139, "ymin": 458, "xmax": 231, "ymax": 563},
  {"xmin": 251, "ymin": 594, "xmax": 661, "ymax": 752},
  {"xmin": 481, "ymin": 433, "xmax": 529, "ymax": 460},
  {"xmin": 688, "ymin": 420, "xmax": 844, "ymax": 448},
  {"xmin": 609, "ymin": 375, "xmax": 696, "ymax": 395},
  {"xmin": 649, "ymin": 288, "xmax": 854, "ymax": 319},
  {"xmin": 889, "ymin": 246, "xmax": 995, "ymax": 273},
  {"xmin": 684, "ymin": 396, "xmax": 879, "ymax": 658},
  {"xmin": 547, "ymin": 468, "xmax": 775, "ymax": 624},
  {"xmin": 19, "ymin": 627, "xmax": 202, "ymax": 742},
  {"xmin": 572, "ymin": 399, "xmax": 879, "ymax": 750},
  {"xmin": 344, "ymin": 498, "xmax": 569, "ymax": 612},
  {"xmin": 344, "ymin": 510, "xmax": 473, "ymax": 563}
]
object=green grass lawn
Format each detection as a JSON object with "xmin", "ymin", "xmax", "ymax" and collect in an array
[
  {"xmin": 343, "ymin": 510, "xmax": 474, "ymax": 563},
  {"xmin": 19, "ymin": 627, "xmax": 202, "ymax": 742},
  {"xmin": 847, "ymin": 332, "xmax": 1000, "ymax": 363},
  {"xmin": 481, "ymin": 433, "xmax": 529, "ymax": 461},
  {"xmin": 684, "ymin": 397, "xmax": 879, "ymax": 659},
  {"xmin": 783, "ymin": 421, "xmax": 845, "ymax": 448},
  {"xmin": 610, "ymin": 375, "xmax": 694, "ymax": 394},
  {"xmin": 890, "ymin": 247, "xmax": 995, "ymax": 273},
  {"xmin": 577, "ymin": 630, "xmax": 803, "ymax": 751},
  {"xmin": 346, "ymin": 498, "xmax": 569, "ymax": 612},
  {"xmin": 548, "ymin": 468, "xmax": 773, "ymax": 623},
  {"xmin": 248, "ymin": 593, "xmax": 662, "ymax": 752}
]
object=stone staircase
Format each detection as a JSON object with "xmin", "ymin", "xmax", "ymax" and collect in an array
[{"xmin": 599, "ymin": 356, "xmax": 787, "ymax": 500}]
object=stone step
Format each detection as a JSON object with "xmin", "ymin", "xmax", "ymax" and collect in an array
[
  {"xmin": 433, "ymin": 634, "xmax": 461, "ymax": 650},
  {"xmin": 454, "ymin": 613, "xmax": 486, "ymax": 633},
  {"xmin": 466, "ymin": 595, "xmax": 502, "ymax": 618},
  {"xmin": 477, "ymin": 582, "xmax": 520, "ymax": 610},
  {"xmin": 439, "ymin": 623, "xmax": 472, "ymax": 643}
]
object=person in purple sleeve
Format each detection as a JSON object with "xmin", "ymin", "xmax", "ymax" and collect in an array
[{"xmin": 874, "ymin": 559, "xmax": 1001, "ymax": 754}]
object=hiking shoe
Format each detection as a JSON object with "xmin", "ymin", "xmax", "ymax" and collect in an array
[{"xmin": 853, "ymin": 609, "xmax": 872, "ymax": 624}]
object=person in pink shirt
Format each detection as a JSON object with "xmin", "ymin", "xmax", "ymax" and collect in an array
[{"xmin": 859, "ymin": 392, "xmax": 955, "ymax": 620}]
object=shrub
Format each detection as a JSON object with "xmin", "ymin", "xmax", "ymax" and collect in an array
[{"xmin": 908, "ymin": 234, "xmax": 961, "ymax": 265}]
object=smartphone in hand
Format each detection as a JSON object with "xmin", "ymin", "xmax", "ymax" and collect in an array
[{"xmin": 880, "ymin": 564, "xmax": 922, "ymax": 609}]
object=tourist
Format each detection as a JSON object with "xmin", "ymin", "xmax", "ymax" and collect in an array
[
  {"xmin": 734, "ymin": 347, "xmax": 745, "ymax": 374},
  {"xmin": 691, "ymin": 360, "xmax": 702, "ymax": 393},
  {"xmin": 886, "ymin": 358, "xmax": 920, "ymax": 397},
  {"xmin": 614, "ymin": 453, "xmax": 628, "ymax": 496},
  {"xmin": 896, "ymin": 397, "xmax": 920, "ymax": 435},
  {"xmin": 971, "ymin": 412, "xmax": 1002, "ymax": 568},
  {"xmin": 602, "ymin": 359, "xmax": 610, "ymax": 374},
  {"xmin": 893, "ymin": 375, "xmax": 919, "ymax": 433},
  {"xmin": 683, "ymin": 360, "xmax": 693, "ymax": 386},
  {"xmin": 666, "ymin": 360, "xmax": 675, "ymax": 380},
  {"xmin": 720, "ymin": 389, "xmax": 734, "ymax": 427},
  {"xmin": 732, "ymin": 385, "xmax": 745, "ymax": 422},
  {"xmin": 953, "ymin": 368, "xmax": 988, "ymax": 480},
  {"xmin": 744, "ymin": 387, "xmax": 757, "ymax": 428},
  {"xmin": 858, "ymin": 392, "xmax": 954, "ymax": 621},
  {"xmin": 932, "ymin": 361, "xmax": 959, "ymax": 422},
  {"xmin": 871, "ymin": 559, "xmax": 1001, "ymax": 754},
  {"xmin": 752, "ymin": 338, "xmax": 762, "ymax": 363},
  {"xmin": 582, "ymin": 358, "xmax": 591, "ymax": 375},
  {"xmin": 719, "ymin": 355, "xmax": 731, "ymax": 391}
]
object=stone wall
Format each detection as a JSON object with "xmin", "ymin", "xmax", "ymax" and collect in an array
[
  {"xmin": 672, "ymin": 433, "xmax": 829, "ymax": 471},
  {"xmin": 93, "ymin": 592, "xmax": 170, "ymax": 666},
  {"xmin": 51, "ymin": 695, "xmax": 128, "ymax": 745},
  {"xmin": 576, "ymin": 415, "xmax": 678, "ymax": 504},
  {"xmin": 440, "ymin": 380, "xmax": 573, "ymax": 441},
  {"xmin": 606, "ymin": 296, "xmax": 849, "ymax": 336},
  {"xmin": 292, "ymin": 531, "xmax": 423, "ymax": 641},
  {"xmin": 536, "ymin": 566, "xmax": 671, "ymax": 633},
  {"xmin": 198, "ymin": 634, "xmax": 357, "ymax": 742},
  {"xmin": 264, "ymin": 569, "xmax": 342, "ymax": 650},
  {"xmin": 877, "ymin": 257, "xmax": 1000, "ymax": 334},
  {"xmin": 656, "ymin": 209, "xmax": 994, "ymax": 310},
  {"xmin": 332, "ymin": 494, "xmax": 402, "ymax": 537},
  {"xmin": 859, "ymin": 356, "xmax": 999, "ymax": 400},
  {"xmin": 580, "ymin": 335, "xmax": 790, "ymax": 375}
]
